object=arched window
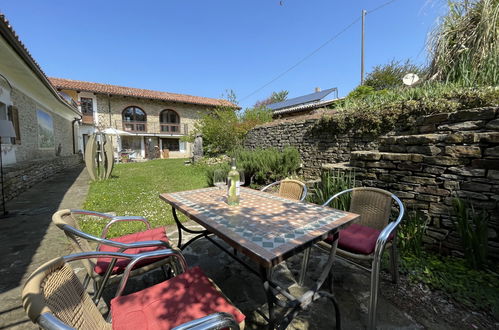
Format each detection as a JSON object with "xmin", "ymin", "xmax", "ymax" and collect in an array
[
  {"xmin": 159, "ymin": 109, "xmax": 180, "ymax": 133},
  {"xmin": 122, "ymin": 106, "xmax": 147, "ymax": 132}
]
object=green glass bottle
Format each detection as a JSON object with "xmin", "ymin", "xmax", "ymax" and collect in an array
[{"xmin": 227, "ymin": 158, "xmax": 240, "ymax": 206}]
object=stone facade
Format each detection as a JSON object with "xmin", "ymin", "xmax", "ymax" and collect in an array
[
  {"xmin": 0, "ymin": 85, "xmax": 82, "ymax": 211},
  {"xmin": 78, "ymin": 93, "xmax": 210, "ymax": 158},
  {"xmin": 10, "ymin": 87, "xmax": 76, "ymax": 162},
  {"xmin": 244, "ymin": 107, "xmax": 499, "ymax": 258}
]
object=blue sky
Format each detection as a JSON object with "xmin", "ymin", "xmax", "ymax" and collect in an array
[{"xmin": 2, "ymin": 1, "xmax": 447, "ymax": 109}]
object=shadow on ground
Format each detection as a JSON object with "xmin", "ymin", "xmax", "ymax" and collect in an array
[{"xmin": 0, "ymin": 166, "xmax": 88, "ymax": 329}]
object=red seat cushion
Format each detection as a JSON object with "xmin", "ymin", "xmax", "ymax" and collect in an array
[
  {"xmin": 111, "ymin": 266, "xmax": 245, "ymax": 330},
  {"xmin": 326, "ymin": 223, "xmax": 392, "ymax": 255},
  {"xmin": 94, "ymin": 227, "xmax": 169, "ymax": 275}
]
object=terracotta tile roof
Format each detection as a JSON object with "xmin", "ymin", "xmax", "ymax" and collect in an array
[
  {"xmin": 49, "ymin": 77, "xmax": 236, "ymax": 108},
  {"xmin": 0, "ymin": 13, "xmax": 79, "ymax": 114}
]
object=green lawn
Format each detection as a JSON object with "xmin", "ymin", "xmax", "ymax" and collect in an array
[{"xmin": 82, "ymin": 159, "xmax": 208, "ymax": 238}]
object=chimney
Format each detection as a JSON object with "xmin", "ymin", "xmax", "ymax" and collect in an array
[{"xmin": 315, "ymin": 87, "xmax": 321, "ymax": 93}]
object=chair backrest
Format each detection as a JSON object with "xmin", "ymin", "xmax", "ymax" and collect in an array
[
  {"xmin": 349, "ymin": 187, "xmax": 393, "ymax": 230},
  {"xmin": 278, "ymin": 179, "xmax": 307, "ymax": 201},
  {"xmin": 22, "ymin": 257, "xmax": 111, "ymax": 330},
  {"xmin": 52, "ymin": 209, "xmax": 97, "ymax": 278}
]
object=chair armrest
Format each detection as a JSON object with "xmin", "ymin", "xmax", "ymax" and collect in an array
[
  {"xmin": 300, "ymin": 184, "xmax": 308, "ymax": 202},
  {"xmin": 375, "ymin": 193, "xmax": 405, "ymax": 255},
  {"xmin": 62, "ymin": 224, "xmax": 170, "ymax": 250},
  {"xmin": 70, "ymin": 209, "xmax": 114, "ymax": 219},
  {"xmin": 260, "ymin": 181, "xmax": 281, "ymax": 192},
  {"xmin": 38, "ymin": 312, "xmax": 75, "ymax": 330},
  {"xmin": 101, "ymin": 216, "xmax": 151, "ymax": 239},
  {"xmin": 322, "ymin": 188, "xmax": 354, "ymax": 207},
  {"xmin": 115, "ymin": 249, "xmax": 188, "ymax": 297},
  {"xmin": 172, "ymin": 312, "xmax": 239, "ymax": 330}
]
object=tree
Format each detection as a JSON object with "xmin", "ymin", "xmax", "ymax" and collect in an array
[
  {"xmin": 363, "ymin": 59, "xmax": 426, "ymax": 91},
  {"xmin": 188, "ymin": 90, "xmax": 276, "ymax": 156},
  {"xmin": 254, "ymin": 90, "xmax": 288, "ymax": 108}
]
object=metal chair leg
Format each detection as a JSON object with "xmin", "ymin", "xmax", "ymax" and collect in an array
[
  {"xmin": 82, "ymin": 274, "xmax": 90, "ymax": 289},
  {"xmin": 368, "ymin": 255, "xmax": 381, "ymax": 330},
  {"xmin": 390, "ymin": 243, "xmax": 399, "ymax": 284}
]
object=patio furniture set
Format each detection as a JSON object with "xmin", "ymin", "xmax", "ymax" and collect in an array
[{"xmin": 21, "ymin": 179, "xmax": 404, "ymax": 330}]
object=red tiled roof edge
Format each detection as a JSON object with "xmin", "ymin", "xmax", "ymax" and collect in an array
[
  {"xmin": 0, "ymin": 13, "xmax": 79, "ymax": 114},
  {"xmin": 49, "ymin": 77, "xmax": 238, "ymax": 108}
]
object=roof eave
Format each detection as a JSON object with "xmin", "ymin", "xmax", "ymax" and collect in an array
[
  {"xmin": 0, "ymin": 15, "xmax": 80, "ymax": 117},
  {"xmin": 55, "ymin": 84, "xmax": 237, "ymax": 109}
]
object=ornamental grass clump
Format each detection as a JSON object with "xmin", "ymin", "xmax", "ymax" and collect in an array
[
  {"xmin": 429, "ymin": 0, "xmax": 499, "ymax": 86},
  {"xmin": 452, "ymin": 197, "xmax": 489, "ymax": 270},
  {"xmin": 307, "ymin": 169, "xmax": 355, "ymax": 209}
]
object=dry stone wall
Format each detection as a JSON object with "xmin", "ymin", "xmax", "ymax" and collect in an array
[
  {"xmin": 244, "ymin": 107, "xmax": 499, "ymax": 258},
  {"xmin": 244, "ymin": 115, "xmax": 379, "ymax": 177},
  {"xmin": 1, "ymin": 155, "xmax": 82, "ymax": 205}
]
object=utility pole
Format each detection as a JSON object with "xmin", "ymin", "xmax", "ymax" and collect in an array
[{"xmin": 361, "ymin": 9, "xmax": 366, "ymax": 85}]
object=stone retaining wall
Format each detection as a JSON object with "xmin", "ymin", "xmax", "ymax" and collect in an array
[
  {"xmin": 1, "ymin": 155, "xmax": 83, "ymax": 206},
  {"xmin": 244, "ymin": 115, "xmax": 379, "ymax": 177},
  {"xmin": 244, "ymin": 107, "xmax": 499, "ymax": 258}
]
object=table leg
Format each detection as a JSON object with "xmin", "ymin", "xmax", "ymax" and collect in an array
[
  {"xmin": 171, "ymin": 207, "xmax": 209, "ymax": 249},
  {"xmin": 298, "ymin": 247, "xmax": 311, "ymax": 286},
  {"xmin": 260, "ymin": 266, "xmax": 275, "ymax": 329}
]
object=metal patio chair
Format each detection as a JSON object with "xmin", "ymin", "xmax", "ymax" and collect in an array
[
  {"xmin": 316, "ymin": 187, "xmax": 405, "ymax": 330},
  {"xmin": 22, "ymin": 250, "xmax": 245, "ymax": 329},
  {"xmin": 52, "ymin": 209, "xmax": 175, "ymax": 304},
  {"xmin": 261, "ymin": 179, "xmax": 308, "ymax": 201}
]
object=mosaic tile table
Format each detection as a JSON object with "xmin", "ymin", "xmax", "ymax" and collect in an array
[
  {"xmin": 160, "ymin": 187, "xmax": 359, "ymax": 329},
  {"xmin": 160, "ymin": 187, "xmax": 358, "ymax": 267}
]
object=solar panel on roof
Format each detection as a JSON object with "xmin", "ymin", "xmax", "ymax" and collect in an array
[{"xmin": 267, "ymin": 87, "xmax": 337, "ymax": 111}]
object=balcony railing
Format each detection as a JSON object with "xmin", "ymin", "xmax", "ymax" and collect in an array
[
  {"xmin": 117, "ymin": 120, "xmax": 188, "ymax": 135},
  {"xmin": 122, "ymin": 121, "xmax": 147, "ymax": 133}
]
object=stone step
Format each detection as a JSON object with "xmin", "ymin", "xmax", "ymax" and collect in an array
[
  {"xmin": 380, "ymin": 131, "xmax": 499, "ymax": 147},
  {"xmin": 379, "ymin": 133, "xmax": 457, "ymax": 146},
  {"xmin": 350, "ymin": 151, "xmax": 424, "ymax": 162},
  {"xmin": 321, "ymin": 162, "xmax": 357, "ymax": 171}
]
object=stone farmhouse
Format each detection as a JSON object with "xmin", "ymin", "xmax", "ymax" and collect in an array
[
  {"xmin": 0, "ymin": 14, "xmax": 82, "ymax": 206},
  {"xmin": 0, "ymin": 12, "xmax": 233, "ymax": 207},
  {"xmin": 50, "ymin": 78, "xmax": 234, "ymax": 160}
]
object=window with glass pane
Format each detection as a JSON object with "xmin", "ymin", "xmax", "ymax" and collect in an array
[
  {"xmin": 160, "ymin": 109, "xmax": 180, "ymax": 133},
  {"xmin": 80, "ymin": 98, "xmax": 93, "ymax": 115},
  {"xmin": 122, "ymin": 106, "xmax": 147, "ymax": 132}
]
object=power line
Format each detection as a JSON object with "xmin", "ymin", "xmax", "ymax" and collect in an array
[{"xmin": 240, "ymin": 0, "xmax": 400, "ymax": 102}]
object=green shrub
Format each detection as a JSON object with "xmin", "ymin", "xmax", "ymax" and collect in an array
[
  {"xmin": 346, "ymin": 85, "xmax": 376, "ymax": 100},
  {"xmin": 398, "ymin": 210, "xmax": 430, "ymax": 257},
  {"xmin": 400, "ymin": 252, "xmax": 499, "ymax": 314},
  {"xmin": 452, "ymin": 198, "xmax": 489, "ymax": 269},
  {"xmin": 318, "ymin": 84, "xmax": 499, "ymax": 136},
  {"xmin": 205, "ymin": 147, "xmax": 301, "ymax": 187},
  {"xmin": 307, "ymin": 169, "xmax": 355, "ymax": 209},
  {"xmin": 363, "ymin": 59, "xmax": 427, "ymax": 91}
]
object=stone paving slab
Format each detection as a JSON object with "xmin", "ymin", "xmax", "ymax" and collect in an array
[{"xmin": 0, "ymin": 166, "xmax": 88, "ymax": 329}]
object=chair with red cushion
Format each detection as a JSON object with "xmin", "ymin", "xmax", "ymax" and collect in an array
[
  {"xmin": 317, "ymin": 187, "xmax": 404, "ymax": 330},
  {"xmin": 52, "ymin": 209, "xmax": 175, "ymax": 304},
  {"xmin": 22, "ymin": 250, "xmax": 245, "ymax": 330}
]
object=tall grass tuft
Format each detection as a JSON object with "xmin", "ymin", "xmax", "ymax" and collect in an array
[
  {"xmin": 429, "ymin": 0, "xmax": 499, "ymax": 86},
  {"xmin": 307, "ymin": 169, "xmax": 355, "ymax": 210},
  {"xmin": 398, "ymin": 210, "xmax": 430, "ymax": 257},
  {"xmin": 452, "ymin": 197, "xmax": 489, "ymax": 270}
]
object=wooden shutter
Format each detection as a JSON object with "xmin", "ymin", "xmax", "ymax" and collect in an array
[{"xmin": 7, "ymin": 105, "xmax": 21, "ymax": 144}]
